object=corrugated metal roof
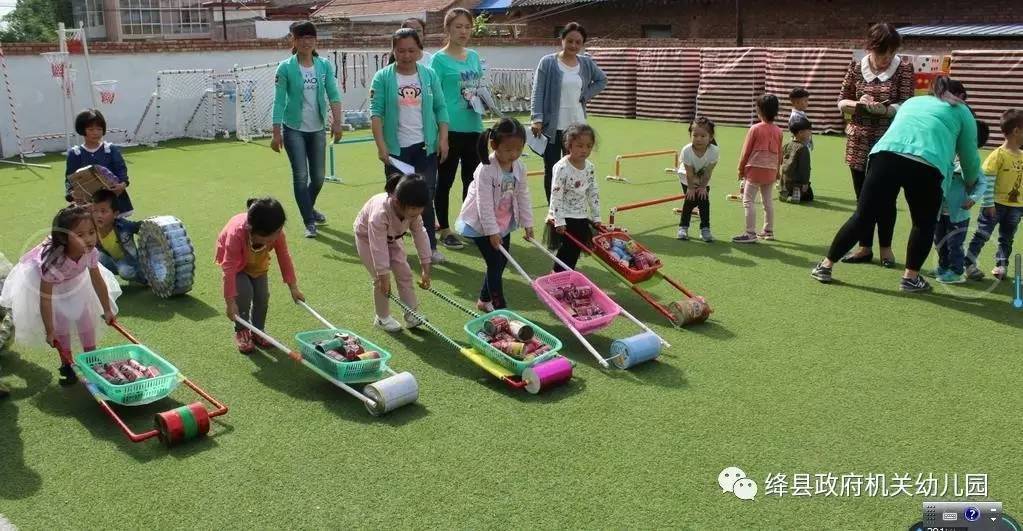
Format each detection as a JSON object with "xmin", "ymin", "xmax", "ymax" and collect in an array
[
  {"xmin": 475, "ymin": 0, "xmax": 513, "ymax": 12},
  {"xmin": 899, "ymin": 24, "xmax": 1023, "ymax": 37}
]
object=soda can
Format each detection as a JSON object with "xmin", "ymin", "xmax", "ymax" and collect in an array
[
  {"xmin": 574, "ymin": 286, "xmax": 592, "ymax": 299},
  {"xmin": 483, "ymin": 316, "xmax": 509, "ymax": 336},
  {"xmin": 127, "ymin": 359, "xmax": 147, "ymax": 372},
  {"xmin": 508, "ymin": 320, "xmax": 534, "ymax": 341},
  {"xmin": 144, "ymin": 366, "xmax": 161, "ymax": 378},
  {"xmin": 356, "ymin": 351, "xmax": 381, "ymax": 361}
]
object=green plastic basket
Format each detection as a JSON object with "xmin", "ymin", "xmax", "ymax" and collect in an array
[
  {"xmin": 464, "ymin": 309, "xmax": 563, "ymax": 374},
  {"xmin": 75, "ymin": 344, "xmax": 181, "ymax": 406},
  {"xmin": 295, "ymin": 328, "xmax": 392, "ymax": 383}
]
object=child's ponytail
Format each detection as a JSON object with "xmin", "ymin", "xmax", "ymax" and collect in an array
[
  {"xmin": 477, "ymin": 127, "xmax": 494, "ymax": 165},
  {"xmin": 386, "ymin": 173, "xmax": 430, "ymax": 208},
  {"xmin": 246, "ymin": 197, "xmax": 287, "ymax": 236}
]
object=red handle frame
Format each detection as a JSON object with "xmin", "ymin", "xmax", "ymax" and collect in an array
[{"xmin": 61, "ymin": 322, "xmax": 229, "ymax": 444}]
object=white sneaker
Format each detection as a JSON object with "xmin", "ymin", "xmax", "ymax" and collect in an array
[
  {"xmin": 404, "ymin": 310, "xmax": 423, "ymax": 329},
  {"xmin": 992, "ymin": 265, "xmax": 1007, "ymax": 280},
  {"xmin": 676, "ymin": 227, "xmax": 689, "ymax": 240},
  {"xmin": 476, "ymin": 299, "xmax": 495, "ymax": 313},
  {"xmin": 374, "ymin": 315, "xmax": 402, "ymax": 333},
  {"xmin": 431, "ymin": 249, "xmax": 446, "ymax": 264}
]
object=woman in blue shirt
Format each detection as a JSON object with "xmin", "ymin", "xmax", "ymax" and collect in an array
[{"xmin": 271, "ymin": 21, "xmax": 343, "ymax": 239}]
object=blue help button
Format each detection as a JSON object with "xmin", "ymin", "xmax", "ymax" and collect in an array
[{"xmin": 964, "ymin": 506, "xmax": 981, "ymax": 522}]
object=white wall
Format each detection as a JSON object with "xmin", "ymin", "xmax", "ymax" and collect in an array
[
  {"xmin": 254, "ymin": 21, "xmax": 296, "ymax": 39},
  {"xmin": 0, "ymin": 44, "xmax": 554, "ymax": 158}
]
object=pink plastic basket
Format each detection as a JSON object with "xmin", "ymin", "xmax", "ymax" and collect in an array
[{"xmin": 532, "ymin": 270, "xmax": 620, "ymax": 335}]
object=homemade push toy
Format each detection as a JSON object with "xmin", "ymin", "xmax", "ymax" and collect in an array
[
  {"xmin": 67, "ymin": 321, "xmax": 228, "ymax": 447},
  {"xmin": 234, "ymin": 302, "xmax": 419, "ymax": 416},
  {"xmin": 605, "ymin": 149, "xmax": 679, "ymax": 183},
  {"xmin": 388, "ymin": 288, "xmax": 573, "ymax": 394},
  {"xmin": 502, "ymin": 242, "xmax": 669, "ymax": 370},
  {"xmin": 554, "ymin": 226, "xmax": 712, "ymax": 327},
  {"xmin": 138, "ymin": 216, "xmax": 195, "ymax": 298},
  {"xmin": 68, "ymin": 165, "xmax": 196, "ymax": 298}
]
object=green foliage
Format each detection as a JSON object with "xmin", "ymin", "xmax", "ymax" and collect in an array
[
  {"xmin": 471, "ymin": 13, "xmax": 489, "ymax": 37},
  {"xmin": 0, "ymin": 0, "xmax": 73, "ymax": 43}
]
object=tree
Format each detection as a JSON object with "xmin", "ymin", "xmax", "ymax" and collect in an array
[{"xmin": 0, "ymin": 0, "xmax": 73, "ymax": 42}]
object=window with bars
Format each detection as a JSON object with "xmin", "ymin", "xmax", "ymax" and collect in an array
[
  {"xmin": 119, "ymin": 0, "xmax": 210, "ymax": 36},
  {"xmin": 73, "ymin": 0, "xmax": 104, "ymax": 29}
]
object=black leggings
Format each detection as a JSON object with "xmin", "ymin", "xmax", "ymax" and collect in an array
[
  {"xmin": 851, "ymin": 166, "xmax": 896, "ymax": 249},
  {"xmin": 472, "ymin": 234, "xmax": 511, "ymax": 308},
  {"xmin": 553, "ymin": 218, "xmax": 593, "ymax": 272},
  {"xmin": 436, "ymin": 131, "xmax": 481, "ymax": 230},
  {"xmin": 543, "ymin": 130, "xmax": 567, "ymax": 203},
  {"xmin": 829, "ymin": 152, "xmax": 944, "ymax": 272},
  {"xmin": 679, "ymin": 184, "xmax": 710, "ymax": 229}
]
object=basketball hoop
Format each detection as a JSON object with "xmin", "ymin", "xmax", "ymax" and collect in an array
[
  {"xmin": 63, "ymin": 68, "xmax": 77, "ymax": 97},
  {"xmin": 66, "ymin": 29, "xmax": 84, "ymax": 54},
  {"xmin": 93, "ymin": 80, "xmax": 117, "ymax": 104},
  {"xmin": 42, "ymin": 51, "xmax": 69, "ymax": 78}
]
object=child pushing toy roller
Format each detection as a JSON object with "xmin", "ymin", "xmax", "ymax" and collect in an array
[
  {"xmin": 503, "ymin": 241, "xmax": 670, "ymax": 370},
  {"xmin": 234, "ymin": 301, "xmax": 419, "ymax": 416},
  {"xmin": 556, "ymin": 224, "xmax": 713, "ymax": 327},
  {"xmin": 388, "ymin": 288, "xmax": 573, "ymax": 394},
  {"xmin": 68, "ymin": 321, "xmax": 228, "ymax": 447}
]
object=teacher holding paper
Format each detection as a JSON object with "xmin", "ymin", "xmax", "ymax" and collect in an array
[{"xmin": 371, "ymin": 28, "xmax": 450, "ymax": 263}]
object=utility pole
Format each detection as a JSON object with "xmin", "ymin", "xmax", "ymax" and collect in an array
[
  {"xmin": 221, "ymin": 2, "xmax": 228, "ymax": 40},
  {"xmin": 735, "ymin": 0, "xmax": 743, "ymax": 46}
]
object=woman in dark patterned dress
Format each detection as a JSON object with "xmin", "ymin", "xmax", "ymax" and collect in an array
[{"xmin": 837, "ymin": 23, "xmax": 916, "ymax": 267}]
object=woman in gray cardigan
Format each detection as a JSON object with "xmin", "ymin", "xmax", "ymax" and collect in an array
[{"xmin": 530, "ymin": 22, "xmax": 608, "ymax": 202}]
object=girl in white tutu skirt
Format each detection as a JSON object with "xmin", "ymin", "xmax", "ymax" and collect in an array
[{"xmin": 0, "ymin": 204, "xmax": 121, "ymax": 386}]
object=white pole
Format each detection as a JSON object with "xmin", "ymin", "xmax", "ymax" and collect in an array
[
  {"xmin": 58, "ymin": 23, "xmax": 72, "ymax": 152},
  {"xmin": 78, "ymin": 22, "xmax": 99, "ymax": 108}
]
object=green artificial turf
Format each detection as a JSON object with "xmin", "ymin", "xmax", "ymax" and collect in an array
[{"xmin": 1, "ymin": 116, "xmax": 1020, "ymax": 530}]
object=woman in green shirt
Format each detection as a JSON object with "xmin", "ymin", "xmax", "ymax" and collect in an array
[
  {"xmin": 371, "ymin": 28, "xmax": 450, "ymax": 262},
  {"xmin": 430, "ymin": 7, "xmax": 485, "ymax": 251},
  {"xmin": 812, "ymin": 77, "xmax": 982, "ymax": 292},
  {"xmin": 271, "ymin": 21, "xmax": 343, "ymax": 239}
]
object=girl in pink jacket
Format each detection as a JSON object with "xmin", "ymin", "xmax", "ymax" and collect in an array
[
  {"xmin": 215, "ymin": 197, "xmax": 304, "ymax": 353},
  {"xmin": 455, "ymin": 117, "xmax": 535, "ymax": 311},
  {"xmin": 353, "ymin": 174, "xmax": 433, "ymax": 333}
]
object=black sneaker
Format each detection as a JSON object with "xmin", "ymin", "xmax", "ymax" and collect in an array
[
  {"xmin": 441, "ymin": 233, "xmax": 465, "ymax": 250},
  {"xmin": 313, "ymin": 211, "xmax": 327, "ymax": 226},
  {"xmin": 810, "ymin": 261, "xmax": 833, "ymax": 283},
  {"xmin": 58, "ymin": 364, "xmax": 78, "ymax": 386},
  {"xmin": 900, "ymin": 275, "xmax": 931, "ymax": 293}
]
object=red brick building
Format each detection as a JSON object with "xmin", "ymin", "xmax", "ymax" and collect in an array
[{"xmin": 491, "ymin": 0, "xmax": 1023, "ymax": 52}]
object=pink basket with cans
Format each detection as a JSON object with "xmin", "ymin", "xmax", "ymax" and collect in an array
[{"xmin": 532, "ymin": 271, "xmax": 620, "ymax": 335}]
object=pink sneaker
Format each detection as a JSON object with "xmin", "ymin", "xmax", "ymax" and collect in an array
[{"xmin": 234, "ymin": 329, "xmax": 255, "ymax": 354}]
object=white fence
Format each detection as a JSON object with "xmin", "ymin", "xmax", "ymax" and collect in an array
[{"xmin": 0, "ymin": 45, "xmax": 551, "ymax": 158}]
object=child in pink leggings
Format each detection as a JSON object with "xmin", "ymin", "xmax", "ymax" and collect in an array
[
  {"xmin": 733, "ymin": 94, "xmax": 784, "ymax": 243},
  {"xmin": 354, "ymin": 173, "xmax": 433, "ymax": 332},
  {"xmin": 0, "ymin": 204, "xmax": 121, "ymax": 386}
]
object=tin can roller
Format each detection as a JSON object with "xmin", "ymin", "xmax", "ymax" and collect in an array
[{"xmin": 609, "ymin": 332, "xmax": 663, "ymax": 369}]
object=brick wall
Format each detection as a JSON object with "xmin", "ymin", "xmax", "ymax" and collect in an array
[{"xmin": 494, "ymin": 0, "xmax": 1023, "ymax": 51}]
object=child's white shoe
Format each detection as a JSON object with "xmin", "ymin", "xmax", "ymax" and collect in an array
[
  {"xmin": 676, "ymin": 227, "xmax": 689, "ymax": 240},
  {"xmin": 374, "ymin": 315, "xmax": 403, "ymax": 333},
  {"xmin": 476, "ymin": 299, "xmax": 495, "ymax": 313}
]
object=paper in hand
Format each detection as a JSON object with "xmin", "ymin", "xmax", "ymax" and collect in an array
[
  {"xmin": 527, "ymin": 132, "xmax": 549, "ymax": 157},
  {"xmin": 388, "ymin": 157, "xmax": 416, "ymax": 176}
]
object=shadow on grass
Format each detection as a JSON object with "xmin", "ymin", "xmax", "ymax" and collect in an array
[
  {"xmin": 390, "ymin": 328, "xmax": 587, "ymax": 403},
  {"xmin": 117, "ymin": 287, "xmax": 219, "ymax": 323},
  {"xmin": 0, "ymin": 164, "xmax": 50, "ymax": 188},
  {"xmin": 245, "ymin": 346, "xmax": 430, "ymax": 425},
  {"xmin": 0, "ymin": 350, "xmax": 51, "ymax": 500},
  {"xmin": 793, "ymin": 193, "xmax": 857, "ymax": 214},
  {"xmin": 313, "ymin": 226, "xmax": 360, "ymax": 263},
  {"xmin": 830, "ymin": 277, "xmax": 1022, "ymax": 330},
  {"xmin": 30, "ymin": 380, "xmax": 228, "ymax": 463}
]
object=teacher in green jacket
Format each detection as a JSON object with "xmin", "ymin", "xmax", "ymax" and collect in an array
[
  {"xmin": 811, "ymin": 76, "xmax": 982, "ymax": 293},
  {"xmin": 371, "ymin": 28, "xmax": 450, "ymax": 263},
  {"xmin": 271, "ymin": 21, "xmax": 343, "ymax": 239}
]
